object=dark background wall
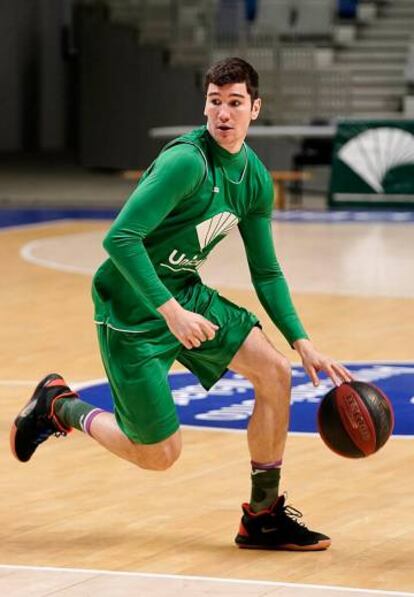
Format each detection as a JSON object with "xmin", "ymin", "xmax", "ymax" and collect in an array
[
  {"xmin": 38, "ymin": 0, "xmax": 67, "ymax": 150},
  {"xmin": 0, "ymin": 1, "xmax": 37, "ymax": 152},
  {"xmin": 0, "ymin": 0, "xmax": 67, "ymax": 152},
  {"xmin": 78, "ymin": 8, "xmax": 204, "ymax": 169},
  {"xmin": 0, "ymin": 1, "xmax": 297, "ymax": 170}
]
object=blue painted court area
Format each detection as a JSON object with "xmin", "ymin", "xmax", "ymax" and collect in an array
[
  {"xmin": 0, "ymin": 207, "xmax": 118, "ymax": 229},
  {"xmin": 1, "ymin": 207, "xmax": 414, "ymax": 229},
  {"xmin": 79, "ymin": 363, "xmax": 414, "ymax": 436},
  {"xmin": 274, "ymin": 210, "xmax": 414, "ymax": 223}
]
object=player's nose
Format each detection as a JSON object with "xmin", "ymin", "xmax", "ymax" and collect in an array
[{"xmin": 217, "ymin": 106, "xmax": 230, "ymax": 120}]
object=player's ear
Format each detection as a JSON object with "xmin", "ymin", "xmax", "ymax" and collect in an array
[
  {"xmin": 251, "ymin": 98, "xmax": 261, "ymax": 121},
  {"xmin": 203, "ymin": 99, "xmax": 208, "ymax": 117}
]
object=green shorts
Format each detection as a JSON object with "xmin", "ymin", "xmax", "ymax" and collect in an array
[{"xmin": 96, "ymin": 283, "xmax": 259, "ymax": 444}]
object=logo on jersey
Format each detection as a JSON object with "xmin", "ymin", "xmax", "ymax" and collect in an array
[
  {"xmin": 77, "ymin": 363, "xmax": 414, "ymax": 436},
  {"xmin": 166, "ymin": 250, "xmax": 206, "ymax": 271},
  {"xmin": 161, "ymin": 211, "xmax": 239, "ymax": 273},
  {"xmin": 196, "ymin": 212, "xmax": 239, "ymax": 250}
]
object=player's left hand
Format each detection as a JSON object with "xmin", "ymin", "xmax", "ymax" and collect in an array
[{"xmin": 293, "ymin": 338, "xmax": 353, "ymax": 387}]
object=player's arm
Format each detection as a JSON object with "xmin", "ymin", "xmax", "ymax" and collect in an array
[
  {"xmin": 239, "ymin": 212, "xmax": 308, "ymax": 345},
  {"xmin": 238, "ymin": 173, "xmax": 306, "ymax": 344},
  {"xmin": 103, "ymin": 144, "xmax": 204, "ymax": 311},
  {"xmin": 238, "ymin": 175, "xmax": 351, "ymax": 385},
  {"xmin": 239, "ymin": 215, "xmax": 351, "ymax": 385}
]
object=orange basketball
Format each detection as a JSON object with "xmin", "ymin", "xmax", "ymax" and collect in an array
[{"xmin": 317, "ymin": 381, "xmax": 394, "ymax": 458}]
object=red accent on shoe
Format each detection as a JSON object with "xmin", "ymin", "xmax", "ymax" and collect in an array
[
  {"xmin": 238, "ymin": 521, "xmax": 249, "ymax": 537},
  {"xmin": 10, "ymin": 423, "xmax": 18, "ymax": 460},
  {"xmin": 48, "ymin": 390, "xmax": 78, "ymax": 434},
  {"xmin": 46, "ymin": 377, "xmax": 67, "ymax": 388},
  {"xmin": 242, "ymin": 500, "xmax": 279, "ymax": 517}
]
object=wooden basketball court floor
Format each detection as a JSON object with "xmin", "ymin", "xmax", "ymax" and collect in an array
[{"xmin": 1, "ymin": 211, "xmax": 414, "ymax": 596}]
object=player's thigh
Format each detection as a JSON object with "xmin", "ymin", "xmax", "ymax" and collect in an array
[
  {"xmin": 228, "ymin": 326, "xmax": 291, "ymax": 386},
  {"xmin": 96, "ymin": 324, "xmax": 180, "ymax": 444}
]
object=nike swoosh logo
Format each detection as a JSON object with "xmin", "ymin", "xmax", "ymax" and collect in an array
[{"xmin": 261, "ymin": 526, "xmax": 279, "ymax": 534}]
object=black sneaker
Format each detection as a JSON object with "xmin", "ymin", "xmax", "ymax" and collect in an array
[
  {"xmin": 235, "ymin": 495, "xmax": 331, "ymax": 551},
  {"xmin": 10, "ymin": 373, "xmax": 77, "ymax": 463}
]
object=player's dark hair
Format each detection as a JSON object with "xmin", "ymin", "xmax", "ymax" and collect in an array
[{"xmin": 204, "ymin": 57, "xmax": 259, "ymax": 102}]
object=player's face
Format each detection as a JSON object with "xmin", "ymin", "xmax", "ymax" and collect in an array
[{"xmin": 204, "ymin": 82, "xmax": 261, "ymax": 153}]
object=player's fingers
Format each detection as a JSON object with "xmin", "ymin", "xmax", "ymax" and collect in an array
[
  {"xmin": 338, "ymin": 364, "xmax": 354, "ymax": 381},
  {"xmin": 185, "ymin": 335, "xmax": 201, "ymax": 349},
  {"xmin": 195, "ymin": 324, "xmax": 210, "ymax": 342},
  {"xmin": 325, "ymin": 363, "xmax": 341, "ymax": 387},
  {"xmin": 182, "ymin": 339, "xmax": 193, "ymax": 349},
  {"xmin": 203, "ymin": 325, "xmax": 217, "ymax": 341},
  {"xmin": 199, "ymin": 314, "xmax": 219, "ymax": 330},
  {"xmin": 199, "ymin": 320, "xmax": 219, "ymax": 341},
  {"xmin": 187, "ymin": 327, "xmax": 202, "ymax": 346},
  {"xmin": 330, "ymin": 362, "xmax": 352, "ymax": 383},
  {"xmin": 205, "ymin": 316, "xmax": 219, "ymax": 330},
  {"xmin": 179, "ymin": 328, "xmax": 199, "ymax": 349},
  {"xmin": 190, "ymin": 324, "xmax": 208, "ymax": 343},
  {"xmin": 307, "ymin": 365, "xmax": 320, "ymax": 387}
]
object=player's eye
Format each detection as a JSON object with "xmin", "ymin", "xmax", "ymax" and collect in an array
[
  {"xmin": 211, "ymin": 99, "xmax": 221, "ymax": 106},
  {"xmin": 230, "ymin": 100, "xmax": 241, "ymax": 107}
]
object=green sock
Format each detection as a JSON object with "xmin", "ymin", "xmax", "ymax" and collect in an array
[
  {"xmin": 54, "ymin": 398, "xmax": 102, "ymax": 433},
  {"xmin": 250, "ymin": 468, "xmax": 281, "ymax": 513}
]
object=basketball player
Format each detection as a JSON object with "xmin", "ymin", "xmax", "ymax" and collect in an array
[{"xmin": 11, "ymin": 57, "xmax": 352, "ymax": 551}]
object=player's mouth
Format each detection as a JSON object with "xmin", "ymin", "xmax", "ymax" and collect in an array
[{"xmin": 217, "ymin": 124, "xmax": 233, "ymax": 131}]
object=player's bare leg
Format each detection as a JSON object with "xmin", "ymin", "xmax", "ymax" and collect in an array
[
  {"xmin": 88, "ymin": 412, "xmax": 181, "ymax": 470},
  {"xmin": 229, "ymin": 326, "xmax": 291, "ymax": 464},
  {"xmin": 10, "ymin": 373, "xmax": 181, "ymax": 471},
  {"xmin": 229, "ymin": 327, "xmax": 331, "ymax": 550}
]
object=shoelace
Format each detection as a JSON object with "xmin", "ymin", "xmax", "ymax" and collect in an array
[{"xmin": 281, "ymin": 504, "xmax": 307, "ymax": 529}]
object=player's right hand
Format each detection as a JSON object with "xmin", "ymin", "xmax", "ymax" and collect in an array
[{"xmin": 158, "ymin": 298, "xmax": 219, "ymax": 349}]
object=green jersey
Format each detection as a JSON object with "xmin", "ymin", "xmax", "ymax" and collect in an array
[{"xmin": 93, "ymin": 126, "xmax": 308, "ymax": 345}]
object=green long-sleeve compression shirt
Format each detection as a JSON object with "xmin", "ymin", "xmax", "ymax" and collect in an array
[{"xmin": 92, "ymin": 126, "xmax": 308, "ymax": 345}]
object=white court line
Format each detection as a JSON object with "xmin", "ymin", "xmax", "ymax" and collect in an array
[
  {"xmin": 0, "ymin": 381, "xmax": 39, "ymax": 386},
  {"xmin": 16, "ymin": 221, "xmax": 414, "ymax": 299},
  {"xmin": 0, "ymin": 565, "xmax": 413, "ymax": 597},
  {"xmin": 20, "ymin": 239, "xmax": 95, "ymax": 275}
]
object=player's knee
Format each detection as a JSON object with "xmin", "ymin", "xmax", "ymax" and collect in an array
[
  {"xmin": 253, "ymin": 352, "xmax": 291, "ymax": 388},
  {"xmin": 275, "ymin": 353, "xmax": 292, "ymax": 386},
  {"xmin": 129, "ymin": 433, "xmax": 182, "ymax": 471},
  {"xmin": 273, "ymin": 354, "xmax": 291, "ymax": 389},
  {"xmin": 151, "ymin": 441, "xmax": 181, "ymax": 471}
]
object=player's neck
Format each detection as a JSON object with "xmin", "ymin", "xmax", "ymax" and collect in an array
[{"xmin": 220, "ymin": 140, "xmax": 244, "ymax": 154}]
